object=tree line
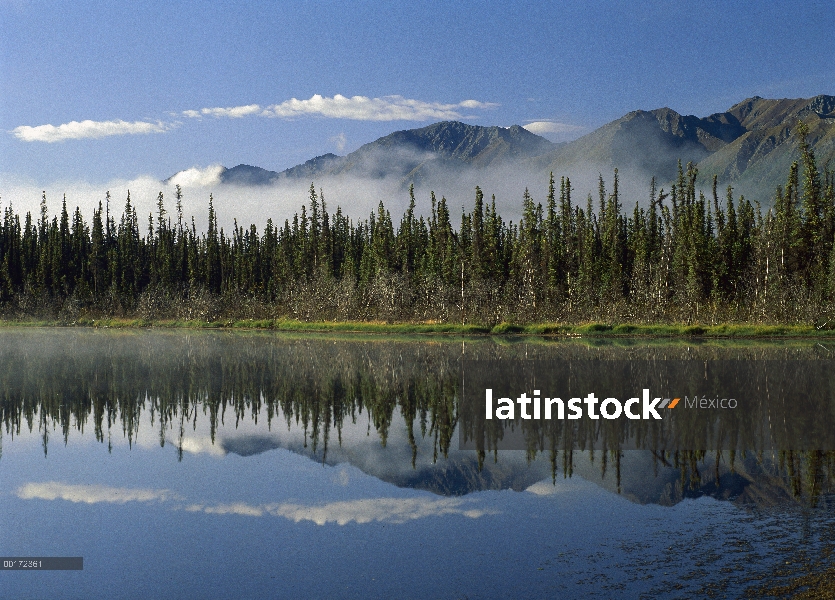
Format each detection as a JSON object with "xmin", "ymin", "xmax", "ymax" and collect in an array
[{"xmin": 1, "ymin": 123, "xmax": 833, "ymax": 324}]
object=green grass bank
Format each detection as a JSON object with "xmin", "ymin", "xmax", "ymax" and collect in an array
[{"xmin": 3, "ymin": 317, "xmax": 835, "ymax": 338}]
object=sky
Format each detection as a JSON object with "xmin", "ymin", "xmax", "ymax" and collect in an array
[{"xmin": 1, "ymin": 0, "xmax": 833, "ymax": 220}]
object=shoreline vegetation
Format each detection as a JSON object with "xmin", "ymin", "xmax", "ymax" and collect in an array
[
  {"xmin": 4, "ymin": 317, "xmax": 835, "ymax": 338},
  {"xmin": 2, "ymin": 123, "xmax": 834, "ymax": 330}
]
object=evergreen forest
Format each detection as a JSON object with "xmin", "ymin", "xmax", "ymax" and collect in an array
[{"xmin": 1, "ymin": 123, "xmax": 833, "ymax": 326}]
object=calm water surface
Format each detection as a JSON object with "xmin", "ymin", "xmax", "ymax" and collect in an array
[{"xmin": 1, "ymin": 329, "xmax": 834, "ymax": 599}]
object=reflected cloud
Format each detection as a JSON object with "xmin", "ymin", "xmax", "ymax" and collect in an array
[
  {"xmin": 17, "ymin": 482, "xmax": 182, "ymax": 504},
  {"xmin": 191, "ymin": 503, "xmax": 266, "ymax": 517},
  {"xmin": 174, "ymin": 435, "xmax": 227, "ymax": 457},
  {"xmin": 333, "ymin": 468, "xmax": 351, "ymax": 487},
  {"xmin": 184, "ymin": 497, "xmax": 497, "ymax": 525},
  {"xmin": 525, "ymin": 481, "xmax": 566, "ymax": 496},
  {"xmin": 263, "ymin": 497, "xmax": 496, "ymax": 525},
  {"xmin": 18, "ymin": 481, "xmax": 496, "ymax": 525}
]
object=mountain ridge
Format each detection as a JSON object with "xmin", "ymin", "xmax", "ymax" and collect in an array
[{"xmin": 168, "ymin": 94, "xmax": 835, "ymax": 203}]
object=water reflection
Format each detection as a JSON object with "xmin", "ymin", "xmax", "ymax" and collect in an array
[
  {"xmin": 1, "ymin": 328, "xmax": 834, "ymax": 508},
  {"xmin": 3, "ymin": 329, "xmax": 835, "ymax": 598}
]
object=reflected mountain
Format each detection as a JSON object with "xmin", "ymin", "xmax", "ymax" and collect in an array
[
  {"xmin": 215, "ymin": 428, "xmax": 825, "ymax": 509},
  {"xmin": 219, "ymin": 432, "xmax": 553, "ymax": 496},
  {"xmin": 221, "ymin": 435, "xmax": 281, "ymax": 457},
  {"xmin": 1, "ymin": 328, "xmax": 834, "ymax": 507}
]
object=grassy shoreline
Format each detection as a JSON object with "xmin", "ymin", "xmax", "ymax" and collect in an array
[{"xmin": 2, "ymin": 317, "xmax": 835, "ymax": 338}]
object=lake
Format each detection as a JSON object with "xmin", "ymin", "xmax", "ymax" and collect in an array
[{"xmin": 1, "ymin": 329, "xmax": 834, "ymax": 598}]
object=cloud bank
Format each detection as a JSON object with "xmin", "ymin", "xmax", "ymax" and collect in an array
[
  {"xmin": 185, "ymin": 94, "xmax": 499, "ymax": 122},
  {"xmin": 12, "ymin": 119, "xmax": 168, "ymax": 143},
  {"xmin": 0, "ymin": 160, "xmax": 580, "ymax": 241}
]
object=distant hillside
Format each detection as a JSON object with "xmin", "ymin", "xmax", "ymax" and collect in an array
[
  {"xmin": 695, "ymin": 96, "xmax": 835, "ymax": 198},
  {"xmin": 168, "ymin": 95, "xmax": 835, "ymax": 204},
  {"xmin": 205, "ymin": 121, "xmax": 557, "ymax": 186},
  {"xmin": 529, "ymin": 106, "xmax": 747, "ymax": 183},
  {"xmin": 534, "ymin": 94, "xmax": 835, "ymax": 200}
]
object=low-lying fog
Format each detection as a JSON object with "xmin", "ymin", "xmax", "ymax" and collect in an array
[{"xmin": 0, "ymin": 163, "xmax": 695, "ymax": 235}]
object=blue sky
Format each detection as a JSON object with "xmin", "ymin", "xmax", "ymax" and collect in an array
[{"xmin": 1, "ymin": 0, "xmax": 833, "ymax": 186}]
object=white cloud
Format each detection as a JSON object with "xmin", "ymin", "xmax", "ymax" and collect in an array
[
  {"xmin": 188, "ymin": 104, "xmax": 263, "ymax": 119},
  {"xmin": 329, "ymin": 132, "xmax": 347, "ymax": 152},
  {"xmin": 11, "ymin": 94, "xmax": 497, "ymax": 145},
  {"xmin": 522, "ymin": 120, "xmax": 584, "ymax": 136},
  {"xmin": 17, "ymin": 482, "xmax": 182, "ymax": 504},
  {"xmin": 11, "ymin": 119, "xmax": 168, "ymax": 143},
  {"xmin": 185, "ymin": 94, "xmax": 498, "ymax": 123},
  {"xmin": 167, "ymin": 165, "xmax": 226, "ymax": 188}
]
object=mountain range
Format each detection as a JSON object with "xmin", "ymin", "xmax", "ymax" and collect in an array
[
  {"xmin": 208, "ymin": 120, "xmax": 557, "ymax": 187},
  {"xmin": 170, "ymin": 95, "xmax": 835, "ymax": 204}
]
